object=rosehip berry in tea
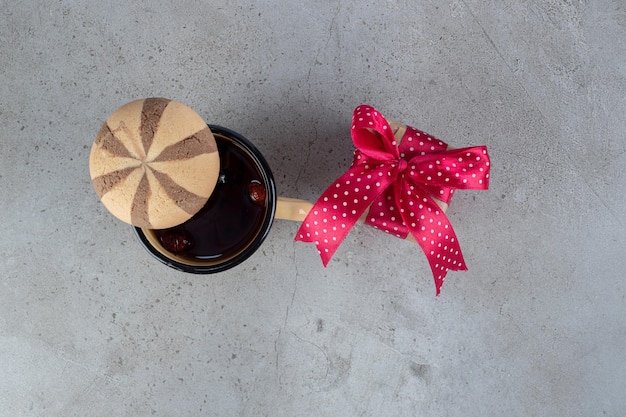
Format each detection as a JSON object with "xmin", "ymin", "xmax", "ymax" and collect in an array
[
  {"xmin": 158, "ymin": 230, "xmax": 192, "ymax": 253},
  {"xmin": 248, "ymin": 180, "xmax": 267, "ymax": 205}
]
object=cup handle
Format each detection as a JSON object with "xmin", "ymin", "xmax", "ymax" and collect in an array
[{"xmin": 275, "ymin": 197, "xmax": 314, "ymax": 221}]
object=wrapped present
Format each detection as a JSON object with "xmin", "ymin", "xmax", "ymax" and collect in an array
[{"xmin": 295, "ymin": 105, "xmax": 490, "ymax": 295}]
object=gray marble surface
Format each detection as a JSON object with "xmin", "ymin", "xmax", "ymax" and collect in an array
[{"xmin": 1, "ymin": 1, "xmax": 625, "ymax": 416}]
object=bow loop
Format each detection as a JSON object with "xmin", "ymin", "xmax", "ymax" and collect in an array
[
  {"xmin": 398, "ymin": 125, "xmax": 448, "ymax": 157},
  {"xmin": 404, "ymin": 147, "xmax": 490, "ymax": 192},
  {"xmin": 351, "ymin": 105, "xmax": 399, "ymax": 162}
]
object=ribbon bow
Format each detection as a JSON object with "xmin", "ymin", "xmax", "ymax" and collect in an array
[{"xmin": 295, "ymin": 105, "xmax": 490, "ymax": 295}]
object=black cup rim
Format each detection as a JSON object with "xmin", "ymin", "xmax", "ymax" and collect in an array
[{"xmin": 133, "ymin": 125, "xmax": 277, "ymax": 274}]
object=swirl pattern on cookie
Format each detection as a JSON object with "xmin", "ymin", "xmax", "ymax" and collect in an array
[{"xmin": 89, "ymin": 98, "xmax": 220, "ymax": 229}]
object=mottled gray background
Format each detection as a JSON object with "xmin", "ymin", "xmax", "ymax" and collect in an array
[{"xmin": 1, "ymin": 1, "xmax": 625, "ymax": 416}]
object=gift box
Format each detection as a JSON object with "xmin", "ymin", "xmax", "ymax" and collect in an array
[{"xmin": 294, "ymin": 105, "xmax": 490, "ymax": 295}]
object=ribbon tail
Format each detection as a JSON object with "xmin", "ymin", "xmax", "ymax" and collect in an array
[
  {"xmin": 295, "ymin": 165, "xmax": 388, "ymax": 266},
  {"xmin": 399, "ymin": 181, "xmax": 468, "ymax": 295},
  {"xmin": 416, "ymin": 228, "xmax": 468, "ymax": 296},
  {"xmin": 426, "ymin": 249, "xmax": 468, "ymax": 296}
]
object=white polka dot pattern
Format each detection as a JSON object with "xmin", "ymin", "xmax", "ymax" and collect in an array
[{"xmin": 295, "ymin": 105, "xmax": 490, "ymax": 295}]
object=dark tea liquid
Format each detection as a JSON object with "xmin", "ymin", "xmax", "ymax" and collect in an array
[{"xmin": 156, "ymin": 134, "xmax": 267, "ymax": 261}]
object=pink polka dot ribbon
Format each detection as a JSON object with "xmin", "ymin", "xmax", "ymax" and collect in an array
[{"xmin": 295, "ymin": 105, "xmax": 490, "ymax": 295}]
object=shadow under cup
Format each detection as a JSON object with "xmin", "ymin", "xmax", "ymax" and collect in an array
[{"xmin": 134, "ymin": 125, "xmax": 277, "ymax": 273}]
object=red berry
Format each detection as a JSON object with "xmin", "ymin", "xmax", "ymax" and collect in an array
[
  {"xmin": 158, "ymin": 230, "xmax": 192, "ymax": 253},
  {"xmin": 248, "ymin": 181, "xmax": 267, "ymax": 205}
]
